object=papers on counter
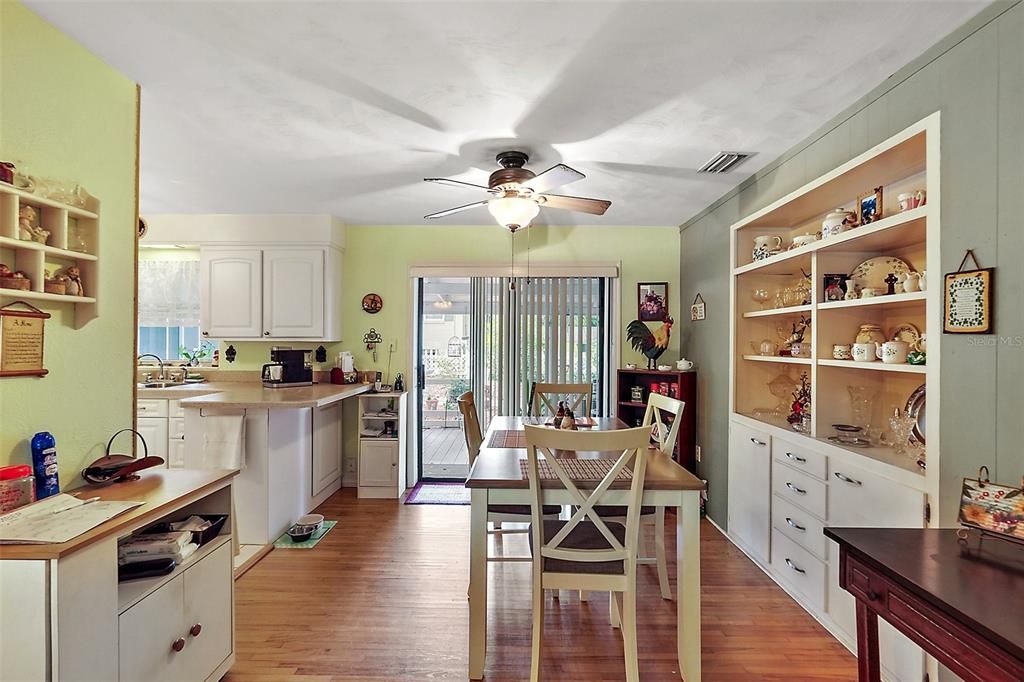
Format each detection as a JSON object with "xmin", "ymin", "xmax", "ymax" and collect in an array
[{"xmin": 0, "ymin": 493, "xmax": 144, "ymax": 545}]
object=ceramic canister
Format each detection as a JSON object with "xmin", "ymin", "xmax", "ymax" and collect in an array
[
  {"xmin": 821, "ymin": 209, "xmax": 858, "ymax": 238},
  {"xmin": 855, "ymin": 324, "xmax": 887, "ymax": 346},
  {"xmin": 852, "ymin": 342, "xmax": 878, "ymax": 362},
  {"xmin": 878, "ymin": 340, "xmax": 910, "ymax": 364},
  {"xmin": 833, "ymin": 344, "xmax": 853, "ymax": 360}
]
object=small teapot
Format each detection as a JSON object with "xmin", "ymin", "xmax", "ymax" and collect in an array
[
  {"xmin": 902, "ymin": 272, "xmax": 921, "ymax": 293},
  {"xmin": 822, "ymin": 208, "xmax": 858, "ymax": 238},
  {"xmin": 676, "ymin": 358, "xmax": 694, "ymax": 371}
]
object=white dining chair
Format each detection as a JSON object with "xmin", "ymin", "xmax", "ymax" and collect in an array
[
  {"xmin": 457, "ymin": 392, "xmax": 559, "ymax": 562},
  {"xmin": 530, "ymin": 382, "xmax": 592, "ymax": 418},
  {"xmin": 523, "ymin": 424, "xmax": 651, "ymax": 682},
  {"xmin": 595, "ymin": 392, "xmax": 684, "ymax": 601}
]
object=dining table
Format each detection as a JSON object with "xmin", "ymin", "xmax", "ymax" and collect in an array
[{"xmin": 465, "ymin": 415, "xmax": 705, "ymax": 681}]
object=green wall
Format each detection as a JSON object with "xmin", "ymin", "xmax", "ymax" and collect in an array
[
  {"xmin": 0, "ymin": 2, "xmax": 138, "ymax": 485},
  {"xmin": 679, "ymin": 1, "xmax": 1024, "ymax": 528},
  {"xmin": 225, "ymin": 223, "xmax": 681, "ymax": 375}
]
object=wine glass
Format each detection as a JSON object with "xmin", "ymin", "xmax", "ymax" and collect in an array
[{"xmin": 751, "ymin": 287, "xmax": 771, "ymax": 310}]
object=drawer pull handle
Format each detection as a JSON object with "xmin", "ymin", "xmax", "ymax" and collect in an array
[
  {"xmin": 785, "ymin": 517, "xmax": 806, "ymax": 532},
  {"xmin": 785, "ymin": 482, "xmax": 807, "ymax": 495},
  {"xmin": 171, "ymin": 637, "xmax": 185, "ymax": 653},
  {"xmin": 834, "ymin": 472, "xmax": 863, "ymax": 486},
  {"xmin": 785, "ymin": 558, "xmax": 806, "ymax": 574},
  {"xmin": 785, "ymin": 452, "xmax": 807, "ymax": 463},
  {"xmin": 190, "ymin": 622, "xmax": 203, "ymax": 637},
  {"xmin": 867, "ymin": 590, "xmax": 881, "ymax": 602},
  {"xmin": 750, "ymin": 437, "xmax": 766, "ymax": 447}
]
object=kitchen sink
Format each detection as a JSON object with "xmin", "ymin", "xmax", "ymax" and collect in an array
[{"xmin": 137, "ymin": 381, "xmax": 187, "ymax": 389}]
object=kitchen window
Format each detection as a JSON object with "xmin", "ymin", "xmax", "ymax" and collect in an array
[{"xmin": 137, "ymin": 257, "xmax": 206, "ymax": 360}]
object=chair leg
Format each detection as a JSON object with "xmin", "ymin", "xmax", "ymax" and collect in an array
[
  {"xmin": 610, "ymin": 591, "xmax": 622, "ymax": 629},
  {"xmin": 655, "ymin": 507, "xmax": 671, "ymax": 600},
  {"xmin": 622, "ymin": 588, "xmax": 639, "ymax": 682},
  {"xmin": 530, "ymin": 583, "xmax": 545, "ymax": 681},
  {"xmin": 579, "ymin": 590, "xmax": 589, "ymax": 602}
]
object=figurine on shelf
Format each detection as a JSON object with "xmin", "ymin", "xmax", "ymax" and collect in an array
[
  {"xmin": 18, "ymin": 205, "xmax": 36, "ymax": 240},
  {"xmin": 787, "ymin": 372, "xmax": 812, "ymax": 431},
  {"xmin": 780, "ymin": 315, "xmax": 811, "ymax": 354},
  {"xmin": 63, "ymin": 265, "xmax": 83, "ymax": 296}
]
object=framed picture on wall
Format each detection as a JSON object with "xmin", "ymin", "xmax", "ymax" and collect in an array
[
  {"xmin": 638, "ymin": 282, "xmax": 669, "ymax": 321},
  {"xmin": 944, "ymin": 251, "xmax": 994, "ymax": 334}
]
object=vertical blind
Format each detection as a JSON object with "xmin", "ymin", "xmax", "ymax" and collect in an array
[{"xmin": 470, "ymin": 276, "xmax": 608, "ymax": 424}]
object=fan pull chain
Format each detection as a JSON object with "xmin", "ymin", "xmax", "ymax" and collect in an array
[
  {"xmin": 509, "ymin": 230, "xmax": 516, "ymax": 291},
  {"xmin": 526, "ymin": 223, "xmax": 532, "ymax": 285}
]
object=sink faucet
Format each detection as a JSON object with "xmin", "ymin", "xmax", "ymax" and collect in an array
[{"xmin": 137, "ymin": 354, "xmax": 167, "ymax": 381}]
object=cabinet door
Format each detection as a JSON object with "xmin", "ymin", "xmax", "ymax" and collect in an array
[
  {"xmin": 119, "ymin": 575, "xmax": 185, "ymax": 682},
  {"xmin": 167, "ymin": 418, "xmax": 186, "ymax": 469},
  {"xmin": 137, "ymin": 417, "xmax": 168, "ymax": 460},
  {"xmin": 727, "ymin": 421, "xmax": 771, "ymax": 564},
  {"xmin": 201, "ymin": 248, "xmax": 262, "ymax": 338},
  {"xmin": 359, "ymin": 441, "xmax": 398, "ymax": 488},
  {"xmin": 262, "ymin": 248, "xmax": 325, "ymax": 338},
  {"xmin": 182, "ymin": 541, "xmax": 233, "ymax": 681},
  {"xmin": 312, "ymin": 404, "xmax": 342, "ymax": 496}
]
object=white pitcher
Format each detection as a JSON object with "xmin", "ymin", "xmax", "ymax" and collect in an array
[{"xmin": 752, "ymin": 235, "xmax": 783, "ymax": 261}]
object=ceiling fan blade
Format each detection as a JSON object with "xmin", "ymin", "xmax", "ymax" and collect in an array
[
  {"xmin": 523, "ymin": 164, "xmax": 585, "ymax": 194},
  {"xmin": 539, "ymin": 194, "xmax": 611, "ymax": 216},
  {"xmin": 423, "ymin": 200, "xmax": 489, "ymax": 220},
  {"xmin": 424, "ymin": 177, "xmax": 494, "ymax": 192}
]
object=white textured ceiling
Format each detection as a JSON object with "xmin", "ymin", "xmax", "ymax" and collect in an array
[{"xmin": 28, "ymin": 0, "xmax": 986, "ymax": 226}]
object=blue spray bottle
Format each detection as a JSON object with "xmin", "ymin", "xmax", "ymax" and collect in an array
[{"xmin": 31, "ymin": 431, "xmax": 60, "ymax": 499}]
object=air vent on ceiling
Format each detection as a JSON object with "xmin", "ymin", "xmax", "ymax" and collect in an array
[{"xmin": 697, "ymin": 152, "xmax": 752, "ymax": 174}]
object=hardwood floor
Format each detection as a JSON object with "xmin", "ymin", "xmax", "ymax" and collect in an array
[{"xmin": 226, "ymin": 490, "xmax": 855, "ymax": 681}]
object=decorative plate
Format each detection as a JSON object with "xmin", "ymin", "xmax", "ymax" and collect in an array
[
  {"xmin": 890, "ymin": 322, "xmax": 921, "ymax": 346},
  {"xmin": 361, "ymin": 293, "xmax": 383, "ymax": 314},
  {"xmin": 905, "ymin": 384, "xmax": 926, "ymax": 446},
  {"xmin": 848, "ymin": 256, "xmax": 912, "ymax": 291}
]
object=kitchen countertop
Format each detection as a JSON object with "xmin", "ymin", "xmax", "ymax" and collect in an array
[
  {"xmin": 177, "ymin": 382, "xmax": 371, "ymax": 409},
  {"xmin": 136, "ymin": 383, "xmax": 227, "ymax": 399}
]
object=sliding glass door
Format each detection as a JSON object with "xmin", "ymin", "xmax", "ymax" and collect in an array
[{"xmin": 416, "ymin": 275, "xmax": 610, "ymax": 481}]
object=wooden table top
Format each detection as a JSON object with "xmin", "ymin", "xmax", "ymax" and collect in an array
[
  {"xmin": 466, "ymin": 415, "xmax": 704, "ymax": 491},
  {"xmin": 825, "ymin": 527, "xmax": 1024, "ymax": 662},
  {"xmin": 0, "ymin": 469, "xmax": 237, "ymax": 560}
]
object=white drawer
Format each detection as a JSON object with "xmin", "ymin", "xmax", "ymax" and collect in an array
[
  {"xmin": 828, "ymin": 459, "xmax": 926, "ymax": 528},
  {"xmin": 772, "ymin": 437, "xmax": 826, "ymax": 480},
  {"xmin": 772, "ymin": 494, "xmax": 827, "ymax": 560},
  {"xmin": 771, "ymin": 462, "xmax": 826, "ymax": 520},
  {"xmin": 169, "ymin": 417, "xmax": 186, "ymax": 442},
  {"xmin": 169, "ymin": 399, "xmax": 185, "ymax": 418},
  {"xmin": 770, "ymin": 529, "xmax": 826, "ymax": 613},
  {"xmin": 136, "ymin": 399, "xmax": 168, "ymax": 418}
]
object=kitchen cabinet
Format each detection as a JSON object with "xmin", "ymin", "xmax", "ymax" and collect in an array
[
  {"xmin": 312, "ymin": 403, "xmax": 343, "ymax": 497},
  {"xmin": 136, "ymin": 399, "xmax": 184, "ymax": 467},
  {"xmin": 263, "ymin": 248, "xmax": 325, "ymax": 338},
  {"xmin": 727, "ymin": 421, "xmax": 771, "ymax": 564},
  {"xmin": 199, "ymin": 245, "xmax": 342, "ymax": 341},
  {"xmin": 119, "ymin": 572, "xmax": 186, "ymax": 681},
  {"xmin": 137, "ymin": 416, "xmax": 169, "ymax": 460},
  {"xmin": 359, "ymin": 440, "xmax": 399, "ymax": 488},
  {"xmin": 357, "ymin": 393, "xmax": 408, "ymax": 498},
  {"xmin": 200, "ymin": 249, "xmax": 263, "ymax": 339},
  {"xmin": 168, "ymin": 418, "xmax": 186, "ymax": 468}
]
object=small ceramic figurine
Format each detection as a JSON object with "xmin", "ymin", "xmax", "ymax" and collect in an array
[
  {"xmin": 63, "ymin": 265, "xmax": 83, "ymax": 296},
  {"xmin": 555, "ymin": 400, "xmax": 566, "ymax": 419},
  {"xmin": 18, "ymin": 205, "xmax": 36, "ymax": 240},
  {"xmin": 559, "ymin": 408, "xmax": 578, "ymax": 431}
]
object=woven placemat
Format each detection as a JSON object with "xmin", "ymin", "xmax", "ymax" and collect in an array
[
  {"xmin": 488, "ymin": 429, "xmax": 527, "ymax": 449},
  {"xmin": 519, "ymin": 458, "xmax": 632, "ymax": 481}
]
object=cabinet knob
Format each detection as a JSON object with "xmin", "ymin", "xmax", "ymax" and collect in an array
[
  {"xmin": 202, "ymin": 331, "xmax": 209, "ymax": 336},
  {"xmin": 171, "ymin": 637, "xmax": 185, "ymax": 652},
  {"xmin": 264, "ymin": 331, "xmax": 271, "ymax": 336},
  {"xmin": 189, "ymin": 622, "xmax": 203, "ymax": 637}
]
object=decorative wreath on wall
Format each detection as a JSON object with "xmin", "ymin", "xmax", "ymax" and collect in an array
[{"xmin": 361, "ymin": 293, "xmax": 383, "ymax": 314}]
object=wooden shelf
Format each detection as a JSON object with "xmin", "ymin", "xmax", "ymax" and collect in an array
[
  {"xmin": 0, "ymin": 183, "xmax": 98, "ymax": 219},
  {"xmin": 0, "ymin": 235, "xmax": 98, "ymax": 261},
  {"xmin": 742, "ymin": 355, "xmax": 812, "ymax": 365},
  {"xmin": 733, "ymin": 207, "xmax": 927, "ymax": 275},
  {"xmin": 118, "ymin": 534, "xmax": 231, "ymax": 614},
  {"xmin": 0, "ymin": 288, "xmax": 96, "ymax": 304},
  {"xmin": 818, "ymin": 290, "xmax": 926, "ymax": 311},
  {"xmin": 743, "ymin": 304, "xmax": 811, "ymax": 319},
  {"xmin": 817, "ymin": 359, "xmax": 926, "ymax": 374}
]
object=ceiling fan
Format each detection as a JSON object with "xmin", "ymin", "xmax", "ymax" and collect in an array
[{"xmin": 423, "ymin": 151, "xmax": 611, "ymax": 231}]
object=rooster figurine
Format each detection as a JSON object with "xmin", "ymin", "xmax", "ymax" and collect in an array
[{"xmin": 626, "ymin": 316, "xmax": 674, "ymax": 370}]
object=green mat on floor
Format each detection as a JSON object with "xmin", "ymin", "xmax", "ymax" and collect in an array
[{"xmin": 273, "ymin": 521, "xmax": 336, "ymax": 549}]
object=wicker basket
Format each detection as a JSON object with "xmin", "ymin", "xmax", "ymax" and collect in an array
[
  {"xmin": 44, "ymin": 280, "xmax": 66, "ymax": 295},
  {"xmin": 0, "ymin": 276, "xmax": 31, "ymax": 291}
]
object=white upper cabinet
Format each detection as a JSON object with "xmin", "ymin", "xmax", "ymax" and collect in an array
[
  {"xmin": 200, "ymin": 249, "xmax": 262, "ymax": 339},
  {"xmin": 200, "ymin": 245, "xmax": 342, "ymax": 341},
  {"xmin": 263, "ymin": 248, "xmax": 325, "ymax": 339}
]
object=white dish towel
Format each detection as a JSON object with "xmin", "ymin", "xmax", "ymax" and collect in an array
[{"xmin": 200, "ymin": 411, "xmax": 246, "ymax": 470}]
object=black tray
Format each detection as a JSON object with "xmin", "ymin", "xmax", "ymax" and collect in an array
[{"xmin": 143, "ymin": 514, "xmax": 228, "ymax": 547}]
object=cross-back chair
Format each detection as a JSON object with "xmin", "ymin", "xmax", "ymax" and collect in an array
[
  {"xmin": 530, "ymin": 382, "xmax": 592, "ymax": 419},
  {"xmin": 457, "ymin": 392, "xmax": 559, "ymax": 563},
  {"xmin": 523, "ymin": 424, "xmax": 651, "ymax": 682}
]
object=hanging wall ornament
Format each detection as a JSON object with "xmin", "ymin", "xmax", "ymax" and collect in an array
[
  {"xmin": 362, "ymin": 293, "xmax": 383, "ymax": 314},
  {"xmin": 224, "ymin": 345, "xmax": 237, "ymax": 363}
]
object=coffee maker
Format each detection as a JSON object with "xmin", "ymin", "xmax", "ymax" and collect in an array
[{"xmin": 262, "ymin": 348, "xmax": 313, "ymax": 388}]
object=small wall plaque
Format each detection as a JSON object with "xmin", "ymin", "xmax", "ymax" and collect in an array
[
  {"xmin": 944, "ymin": 250, "xmax": 994, "ymax": 334},
  {"xmin": 690, "ymin": 293, "xmax": 706, "ymax": 321},
  {"xmin": 0, "ymin": 301, "xmax": 50, "ymax": 377}
]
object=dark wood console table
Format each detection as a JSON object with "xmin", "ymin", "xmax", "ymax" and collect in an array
[{"xmin": 825, "ymin": 528, "xmax": 1024, "ymax": 682}]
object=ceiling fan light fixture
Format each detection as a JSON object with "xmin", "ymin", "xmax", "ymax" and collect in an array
[{"xmin": 488, "ymin": 196, "xmax": 539, "ymax": 232}]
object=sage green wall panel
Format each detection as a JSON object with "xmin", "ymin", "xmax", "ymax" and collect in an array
[
  {"xmin": 996, "ymin": 2, "xmax": 1024, "ymax": 484},
  {"xmin": 679, "ymin": 3, "xmax": 1023, "ymax": 529}
]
